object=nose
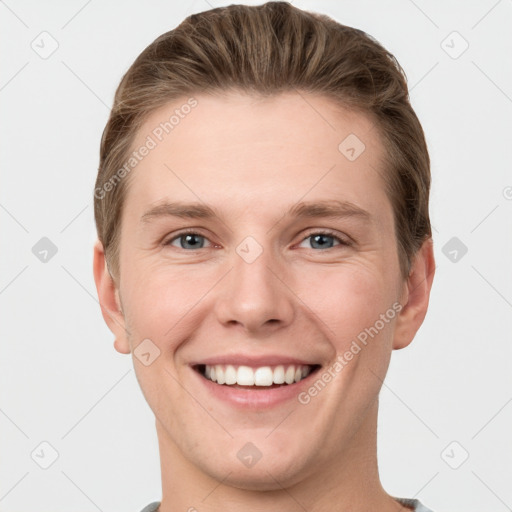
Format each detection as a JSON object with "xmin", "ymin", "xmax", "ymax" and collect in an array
[{"xmin": 214, "ymin": 243, "xmax": 295, "ymax": 334}]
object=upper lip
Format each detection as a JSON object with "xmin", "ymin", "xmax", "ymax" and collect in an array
[{"xmin": 190, "ymin": 354, "xmax": 321, "ymax": 367}]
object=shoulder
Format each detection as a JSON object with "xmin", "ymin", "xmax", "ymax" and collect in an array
[
  {"xmin": 395, "ymin": 497, "xmax": 436, "ymax": 512},
  {"xmin": 139, "ymin": 502, "xmax": 160, "ymax": 512}
]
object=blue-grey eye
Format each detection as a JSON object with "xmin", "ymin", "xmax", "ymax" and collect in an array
[
  {"xmin": 298, "ymin": 233, "xmax": 342, "ymax": 250},
  {"xmin": 169, "ymin": 233, "xmax": 209, "ymax": 249}
]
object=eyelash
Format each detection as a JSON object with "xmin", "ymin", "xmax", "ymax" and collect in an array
[
  {"xmin": 163, "ymin": 228, "xmax": 351, "ymax": 250},
  {"xmin": 300, "ymin": 229, "xmax": 352, "ymax": 248}
]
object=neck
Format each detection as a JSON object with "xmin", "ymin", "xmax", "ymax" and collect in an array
[{"xmin": 156, "ymin": 399, "xmax": 406, "ymax": 512}]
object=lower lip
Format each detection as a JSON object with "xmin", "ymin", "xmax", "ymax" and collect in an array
[{"xmin": 191, "ymin": 367, "xmax": 319, "ymax": 409}]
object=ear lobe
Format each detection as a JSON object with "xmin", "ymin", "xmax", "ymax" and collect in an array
[
  {"xmin": 393, "ymin": 237, "xmax": 436, "ymax": 350},
  {"xmin": 93, "ymin": 239, "xmax": 131, "ymax": 354}
]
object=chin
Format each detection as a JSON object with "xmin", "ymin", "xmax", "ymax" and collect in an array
[{"xmin": 199, "ymin": 449, "xmax": 312, "ymax": 491}]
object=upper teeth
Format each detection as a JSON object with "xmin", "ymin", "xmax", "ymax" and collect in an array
[{"xmin": 204, "ymin": 364, "xmax": 312, "ymax": 386}]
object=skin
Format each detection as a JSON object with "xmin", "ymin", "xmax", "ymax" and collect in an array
[{"xmin": 94, "ymin": 91, "xmax": 435, "ymax": 512}]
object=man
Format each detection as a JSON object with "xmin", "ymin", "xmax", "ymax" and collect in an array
[{"xmin": 93, "ymin": 3, "xmax": 436, "ymax": 511}]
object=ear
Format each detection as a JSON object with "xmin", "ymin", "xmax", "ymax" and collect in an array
[
  {"xmin": 93, "ymin": 239, "xmax": 131, "ymax": 354},
  {"xmin": 393, "ymin": 237, "xmax": 435, "ymax": 350}
]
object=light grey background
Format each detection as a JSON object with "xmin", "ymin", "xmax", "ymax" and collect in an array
[{"xmin": 1, "ymin": 1, "xmax": 511, "ymax": 511}]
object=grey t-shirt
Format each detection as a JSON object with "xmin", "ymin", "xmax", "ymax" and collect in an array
[{"xmin": 140, "ymin": 497, "xmax": 434, "ymax": 511}]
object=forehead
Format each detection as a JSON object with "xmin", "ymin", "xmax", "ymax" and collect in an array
[{"xmin": 124, "ymin": 91, "xmax": 390, "ymax": 223}]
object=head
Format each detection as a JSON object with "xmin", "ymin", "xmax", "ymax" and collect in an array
[{"xmin": 93, "ymin": 1, "xmax": 434, "ymax": 493}]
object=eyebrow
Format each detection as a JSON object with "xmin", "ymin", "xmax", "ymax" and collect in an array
[
  {"xmin": 140, "ymin": 200, "xmax": 372, "ymax": 224},
  {"xmin": 141, "ymin": 202, "xmax": 219, "ymax": 223},
  {"xmin": 289, "ymin": 200, "xmax": 371, "ymax": 221}
]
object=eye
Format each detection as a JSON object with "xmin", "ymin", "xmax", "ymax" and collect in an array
[
  {"xmin": 165, "ymin": 231, "xmax": 212, "ymax": 250},
  {"xmin": 298, "ymin": 231, "xmax": 349, "ymax": 250}
]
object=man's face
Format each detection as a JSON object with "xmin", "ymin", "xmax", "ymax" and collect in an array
[{"xmin": 107, "ymin": 91, "xmax": 408, "ymax": 488}]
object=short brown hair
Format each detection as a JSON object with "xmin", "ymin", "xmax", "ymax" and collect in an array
[{"xmin": 94, "ymin": 1, "xmax": 431, "ymax": 281}]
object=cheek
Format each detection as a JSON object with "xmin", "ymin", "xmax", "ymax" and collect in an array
[
  {"xmin": 298, "ymin": 263, "xmax": 397, "ymax": 350},
  {"xmin": 121, "ymin": 263, "xmax": 218, "ymax": 347}
]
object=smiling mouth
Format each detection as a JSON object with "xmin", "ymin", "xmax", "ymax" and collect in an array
[{"xmin": 194, "ymin": 364, "xmax": 321, "ymax": 388}]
